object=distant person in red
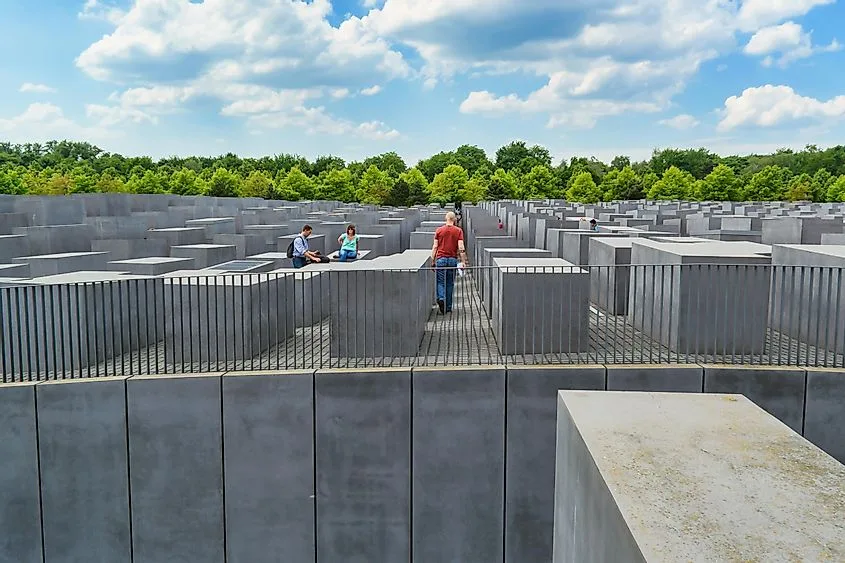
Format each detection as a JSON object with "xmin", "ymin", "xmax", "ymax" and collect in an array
[
  {"xmin": 498, "ymin": 220, "xmax": 504, "ymax": 230},
  {"xmin": 431, "ymin": 212, "xmax": 468, "ymax": 314}
]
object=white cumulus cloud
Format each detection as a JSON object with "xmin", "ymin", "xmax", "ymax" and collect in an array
[
  {"xmin": 717, "ymin": 85, "xmax": 845, "ymax": 131},
  {"xmin": 360, "ymin": 85, "xmax": 382, "ymax": 96},
  {"xmin": 736, "ymin": 0, "xmax": 835, "ymax": 32},
  {"xmin": 19, "ymin": 83, "xmax": 56, "ymax": 94},
  {"xmin": 659, "ymin": 114, "xmax": 700, "ymax": 130},
  {"xmin": 744, "ymin": 21, "xmax": 840, "ymax": 67},
  {"xmin": 0, "ymin": 103, "xmax": 112, "ymax": 143}
]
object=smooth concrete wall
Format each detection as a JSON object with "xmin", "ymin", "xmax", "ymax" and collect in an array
[
  {"xmin": 223, "ymin": 371, "xmax": 315, "ymax": 563},
  {"xmin": 413, "ymin": 367, "xmax": 506, "ymax": 563},
  {"xmin": 315, "ymin": 368, "xmax": 412, "ymax": 563},
  {"xmin": 504, "ymin": 366, "xmax": 605, "ymax": 563},
  {"xmin": 2, "ymin": 364, "xmax": 844, "ymax": 562},
  {"xmin": 37, "ymin": 377, "xmax": 131, "ymax": 563},
  {"xmin": 0, "ymin": 382, "xmax": 42, "ymax": 563},
  {"xmin": 128, "ymin": 374, "xmax": 226, "ymax": 563}
]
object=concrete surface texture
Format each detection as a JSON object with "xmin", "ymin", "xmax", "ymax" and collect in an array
[
  {"xmin": 1, "ymin": 365, "xmax": 845, "ymax": 562},
  {"xmin": 552, "ymin": 391, "xmax": 845, "ymax": 562}
]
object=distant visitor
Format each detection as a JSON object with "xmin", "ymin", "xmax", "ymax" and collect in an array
[
  {"xmin": 337, "ymin": 225, "xmax": 359, "ymax": 262},
  {"xmin": 431, "ymin": 211, "xmax": 468, "ymax": 314},
  {"xmin": 287, "ymin": 225, "xmax": 324, "ymax": 268}
]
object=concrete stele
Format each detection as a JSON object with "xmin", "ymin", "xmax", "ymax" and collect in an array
[{"xmin": 552, "ymin": 391, "xmax": 845, "ymax": 562}]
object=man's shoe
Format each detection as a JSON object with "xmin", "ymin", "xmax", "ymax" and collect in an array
[{"xmin": 437, "ymin": 299, "xmax": 445, "ymax": 314}]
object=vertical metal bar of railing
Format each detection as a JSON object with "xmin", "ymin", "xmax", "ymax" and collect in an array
[
  {"xmin": 712, "ymin": 265, "xmax": 719, "ymax": 364},
  {"xmin": 834, "ymin": 268, "xmax": 843, "ymax": 368},
  {"xmin": 731, "ymin": 264, "xmax": 739, "ymax": 365},
  {"xmin": 118, "ymin": 280, "xmax": 126, "ymax": 376},
  {"xmin": 804, "ymin": 266, "xmax": 815, "ymax": 367},
  {"xmin": 776, "ymin": 266, "xmax": 786, "ymax": 365},
  {"xmin": 74, "ymin": 284, "xmax": 83, "ymax": 379},
  {"xmin": 48, "ymin": 284, "xmax": 58, "ymax": 379},
  {"xmin": 206, "ymin": 276, "xmax": 213, "ymax": 373},
  {"xmin": 823, "ymin": 267, "xmax": 834, "ymax": 368},
  {"xmin": 239, "ymin": 274, "xmax": 246, "ymax": 371},
  {"xmin": 108, "ymin": 282, "xmax": 116, "ymax": 377},
  {"xmin": 0, "ymin": 288, "xmax": 7, "ymax": 383}
]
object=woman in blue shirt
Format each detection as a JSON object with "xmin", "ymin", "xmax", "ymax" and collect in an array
[{"xmin": 337, "ymin": 225, "xmax": 359, "ymax": 262}]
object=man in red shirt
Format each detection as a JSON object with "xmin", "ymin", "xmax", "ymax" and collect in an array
[{"xmin": 431, "ymin": 211, "xmax": 468, "ymax": 314}]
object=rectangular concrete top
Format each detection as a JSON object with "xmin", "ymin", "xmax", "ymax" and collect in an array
[
  {"xmin": 493, "ymin": 257, "xmax": 584, "ymax": 274},
  {"xmin": 28, "ymin": 271, "xmax": 151, "ymax": 284},
  {"xmin": 111, "ymin": 257, "xmax": 192, "ymax": 265},
  {"xmin": 17, "ymin": 251, "xmax": 110, "ymax": 260},
  {"xmin": 559, "ymin": 391, "xmax": 845, "ymax": 562},
  {"xmin": 170, "ymin": 244, "xmax": 234, "ymax": 250},
  {"xmin": 148, "ymin": 227, "xmax": 206, "ymax": 233},
  {"xmin": 632, "ymin": 239, "xmax": 772, "ymax": 262},
  {"xmin": 775, "ymin": 244, "xmax": 845, "ymax": 259}
]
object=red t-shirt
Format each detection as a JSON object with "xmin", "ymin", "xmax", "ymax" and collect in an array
[{"xmin": 434, "ymin": 225, "xmax": 464, "ymax": 259}]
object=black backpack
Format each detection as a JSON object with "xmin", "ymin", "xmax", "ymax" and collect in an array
[{"xmin": 286, "ymin": 235, "xmax": 303, "ymax": 259}]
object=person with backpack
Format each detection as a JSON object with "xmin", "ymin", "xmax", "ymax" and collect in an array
[{"xmin": 287, "ymin": 225, "xmax": 321, "ymax": 268}]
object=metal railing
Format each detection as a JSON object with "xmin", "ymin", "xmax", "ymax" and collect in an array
[{"xmin": 0, "ymin": 264, "xmax": 843, "ymax": 382}]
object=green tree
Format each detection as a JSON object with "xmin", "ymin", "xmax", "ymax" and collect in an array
[
  {"xmin": 786, "ymin": 173, "xmax": 813, "ymax": 202},
  {"xmin": 487, "ymin": 168, "xmax": 517, "ymax": 200},
  {"xmin": 241, "ymin": 170, "xmax": 274, "ymax": 198},
  {"xmin": 641, "ymin": 172, "xmax": 659, "ymax": 195},
  {"xmin": 811, "ymin": 169, "xmax": 834, "ymax": 202},
  {"xmin": 358, "ymin": 165, "xmax": 394, "ymax": 204},
  {"xmin": 363, "ymin": 152, "xmax": 406, "ymax": 178},
  {"xmin": 518, "ymin": 165, "xmax": 557, "ymax": 199},
  {"xmin": 495, "ymin": 141, "xmax": 531, "ymax": 172},
  {"xmin": 311, "ymin": 155, "xmax": 346, "ymax": 176},
  {"xmin": 127, "ymin": 170, "xmax": 167, "ymax": 194},
  {"xmin": 416, "ymin": 151, "xmax": 456, "ymax": 182},
  {"xmin": 611, "ymin": 155, "xmax": 631, "ymax": 170},
  {"xmin": 317, "ymin": 168, "xmax": 355, "ymax": 202},
  {"xmin": 648, "ymin": 166, "xmax": 694, "ymax": 200},
  {"xmin": 0, "ymin": 166, "xmax": 26, "ymax": 195},
  {"xmin": 94, "ymin": 168, "xmax": 126, "ymax": 193},
  {"xmin": 400, "ymin": 168, "xmax": 430, "ymax": 206},
  {"xmin": 461, "ymin": 171, "xmax": 489, "ymax": 203},
  {"xmin": 602, "ymin": 166, "xmax": 644, "ymax": 200},
  {"xmin": 206, "ymin": 167, "xmax": 242, "ymax": 198},
  {"xmin": 650, "ymin": 148, "xmax": 718, "ymax": 179},
  {"xmin": 277, "ymin": 166, "xmax": 314, "ymax": 201},
  {"xmin": 827, "ymin": 175, "xmax": 845, "ymax": 202},
  {"xmin": 744, "ymin": 165, "xmax": 791, "ymax": 201},
  {"xmin": 428, "ymin": 164, "xmax": 468, "ymax": 205},
  {"xmin": 170, "ymin": 168, "xmax": 205, "ymax": 196},
  {"xmin": 566, "ymin": 171, "xmax": 603, "ymax": 203},
  {"xmin": 695, "ymin": 164, "xmax": 739, "ymax": 201},
  {"xmin": 453, "ymin": 145, "xmax": 492, "ymax": 177}
]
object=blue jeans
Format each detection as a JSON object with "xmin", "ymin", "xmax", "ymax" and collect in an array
[
  {"xmin": 338, "ymin": 249, "xmax": 357, "ymax": 262},
  {"xmin": 292, "ymin": 256, "xmax": 307, "ymax": 269},
  {"xmin": 435, "ymin": 257, "xmax": 458, "ymax": 312}
]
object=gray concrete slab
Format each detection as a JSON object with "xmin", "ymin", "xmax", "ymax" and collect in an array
[
  {"xmin": 37, "ymin": 377, "xmax": 131, "ymax": 562},
  {"xmin": 108, "ymin": 256, "xmax": 195, "ymax": 275},
  {"xmin": 92, "ymin": 238, "xmax": 170, "ymax": 261},
  {"xmin": 607, "ymin": 364, "xmax": 704, "ymax": 393},
  {"xmin": 412, "ymin": 366, "xmax": 506, "ymax": 563},
  {"xmin": 13, "ymin": 251, "xmax": 110, "ymax": 277},
  {"xmin": 223, "ymin": 371, "xmax": 315, "ymax": 563},
  {"xmin": 127, "ymin": 374, "xmax": 225, "ymax": 563},
  {"xmin": 494, "ymin": 258, "xmax": 590, "ymax": 354},
  {"xmin": 171, "ymin": 243, "xmax": 237, "ymax": 268},
  {"xmin": 552, "ymin": 391, "xmax": 845, "ymax": 562},
  {"xmin": 0, "ymin": 262, "xmax": 29, "ymax": 278},
  {"xmin": 0, "ymin": 382, "xmax": 42, "ymax": 563},
  {"xmin": 315, "ymin": 369, "xmax": 411, "ymax": 563},
  {"xmin": 702, "ymin": 365, "xmax": 806, "ymax": 433},
  {"xmin": 504, "ymin": 366, "xmax": 606, "ymax": 563},
  {"xmin": 804, "ymin": 368, "xmax": 845, "ymax": 464},
  {"xmin": 0, "ymin": 234, "xmax": 30, "ymax": 261}
]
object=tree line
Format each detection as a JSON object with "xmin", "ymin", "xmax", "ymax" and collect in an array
[{"xmin": 2, "ymin": 140, "xmax": 845, "ymax": 204}]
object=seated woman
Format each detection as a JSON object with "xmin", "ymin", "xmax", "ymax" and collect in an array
[{"xmin": 337, "ymin": 224, "xmax": 359, "ymax": 262}]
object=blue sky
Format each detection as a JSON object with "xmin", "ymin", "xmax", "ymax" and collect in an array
[{"xmin": 1, "ymin": 0, "xmax": 844, "ymax": 165}]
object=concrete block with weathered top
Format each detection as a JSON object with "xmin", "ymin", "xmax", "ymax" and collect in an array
[{"xmin": 553, "ymin": 391, "xmax": 845, "ymax": 562}]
